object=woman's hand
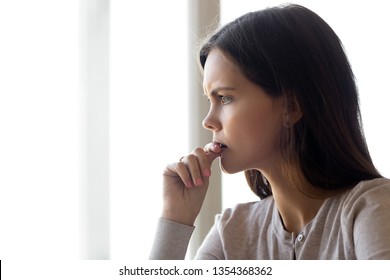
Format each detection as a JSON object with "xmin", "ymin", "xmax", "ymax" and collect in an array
[{"xmin": 161, "ymin": 142, "xmax": 223, "ymax": 226}]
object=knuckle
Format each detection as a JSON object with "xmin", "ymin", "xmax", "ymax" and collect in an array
[
  {"xmin": 186, "ymin": 154, "xmax": 197, "ymax": 162},
  {"xmin": 176, "ymin": 163, "xmax": 190, "ymax": 176},
  {"xmin": 193, "ymin": 147, "xmax": 204, "ymax": 154}
]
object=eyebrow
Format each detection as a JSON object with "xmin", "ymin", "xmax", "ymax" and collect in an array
[{"xmin": 203, "ymin": 86, "xmax": 236, "ymax": 98}]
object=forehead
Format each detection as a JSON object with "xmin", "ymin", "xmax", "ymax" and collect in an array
[{"xmin": 203, "ymin": 48, "xmax": 242, "ymax": 90}]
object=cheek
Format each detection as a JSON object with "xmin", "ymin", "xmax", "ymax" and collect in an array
[
  {"xmin": 243, "ymin": 109, "xmax": 275, "ymax": 135},
  {"xmin": 220, "ymin": 116, "xmax": 282, "ymax": 173},
  {"xmin": 237, "ymin": 110, "xmax": 282, "ymax": 153}
]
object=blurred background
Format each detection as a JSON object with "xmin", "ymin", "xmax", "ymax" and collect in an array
[{"xmin": 0, "ymin": 0, "xmax": 388, "ymax": 260}]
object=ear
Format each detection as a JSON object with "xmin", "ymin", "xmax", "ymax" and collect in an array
[{"xmin": 283, "ymin": 94, "xmax": 303, "ymax": 128}]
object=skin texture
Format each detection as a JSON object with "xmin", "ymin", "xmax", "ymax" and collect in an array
[
  {"xmin": 162, "ymin": 48, "xmax": 323, "ymax": 232},
  {"xmin": 162, "ymin": 48, "xmax": 285, "ymax": 226},
  {"xmin": 202, "ymin": 48, "xmax": 285, "ymax": 175}
]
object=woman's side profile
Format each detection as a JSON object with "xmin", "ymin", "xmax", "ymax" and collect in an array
[{"xmin": 149, "ymin": 4, "xmax": 390, "ymax": 260}]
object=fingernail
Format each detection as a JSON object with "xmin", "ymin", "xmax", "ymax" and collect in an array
[
  {"xmin": 203, "ymin": 168, "xmax": 211, "ymax": 177},
  {"xmin": 213, "ymin": 143, "xmax": 221, "ymax": 152},
  {"xmin": 186, "ymin": 180, "xmax": 194, "ymax": 188}
]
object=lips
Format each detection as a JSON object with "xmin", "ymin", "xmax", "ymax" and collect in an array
[
  {"xmin": 214, "ymin": 141, "xmax": 228, "ymax": 149},
  {"xmin": 218, "ymin": 143, "xmax": 228, "ymax": 148}
]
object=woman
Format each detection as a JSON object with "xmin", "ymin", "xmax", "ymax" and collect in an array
[{"xmin": 150, "ymin": 4, "xmax": 390, "ymax": 259}]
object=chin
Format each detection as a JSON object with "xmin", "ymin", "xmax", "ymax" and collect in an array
[{"xmin": 219, "ymin": 158, "xmax": 244, "ymax": 174}]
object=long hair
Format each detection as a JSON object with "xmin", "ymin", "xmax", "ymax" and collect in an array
[{"xmin": 199, "ymin": 4, "xmax": 381, "ymax": 199}]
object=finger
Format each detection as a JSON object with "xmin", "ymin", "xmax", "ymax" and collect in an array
[
  {"xmin": 192, "ymin": 147, "xmax": 212, "ymax": 178},
  {"xmin": 204, "ymin": 142, "xmax": 222, "ymax": 154},
  {"xmin": 166, "ymin": 161, "xmax": 194, "ymax": 188},
  {"xmin": 176, "ymin": 161, "xmax": 195, "ymax": 188},
  {"xmin": 185, "ymin": 153, "xmax": 205, "ymax": 187},
  {"xmin": 204, "ymin": 142, "xmax": 222, "ymax": 163}
]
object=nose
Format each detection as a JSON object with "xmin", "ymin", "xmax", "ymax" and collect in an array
[{"xmin": 202, "ymin": 108, "xmax": 221, "ymax": 132}]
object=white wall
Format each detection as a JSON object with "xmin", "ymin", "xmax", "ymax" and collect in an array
[
  {"xmin": 109, "ymin": 0, "xmax": 188, "ymax": 259},
  {"xmin": 0, "ymin": 0, "xmax": 79, "ymax": 259}
]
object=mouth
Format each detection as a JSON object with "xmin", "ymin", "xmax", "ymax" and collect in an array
[
  {"xmin": 218, "ymin": 143, "xmax": 228, "ymax": 149},
  {"xmin": 214, "ymin": 141, "xmax": 228, "ymax": 149}
]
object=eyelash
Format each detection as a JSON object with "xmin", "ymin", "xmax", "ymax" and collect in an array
[
  {"xmin": 218, "ymin": 95, "xmax": 233, "ymax": 105},
  {"xmin": 204, "ymin": 94, "xmax": 233, "ymax": 105}
]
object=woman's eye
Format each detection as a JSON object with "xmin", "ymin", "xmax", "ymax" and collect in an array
[{"xmin": 220, "ymin": 96, "xmax": 233, "ymax": 105}]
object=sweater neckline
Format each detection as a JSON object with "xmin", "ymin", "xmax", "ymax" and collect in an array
[{"xmin": 271, "ymin": 194, "xmax": 333, "ymax": 241}]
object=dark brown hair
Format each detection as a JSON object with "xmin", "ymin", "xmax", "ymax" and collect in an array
[{"xmin": 199, "ymin": 4, "xmax": 381, "ymax": 199}]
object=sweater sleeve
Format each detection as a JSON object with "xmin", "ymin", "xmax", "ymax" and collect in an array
[
  {"xmin": 344, "ymin": 179, "xmax": 390, "ymax": 259},
  {"xmin": 149, "ymin": 218, "xmax": 195, "ymax": 260},
  {"xmin": 194, "ymin": 214, "xmax": 226, "ymax": 260}
]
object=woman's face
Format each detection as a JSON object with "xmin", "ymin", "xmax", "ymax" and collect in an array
[{"xmin": 202, "ymin": 48, "xmax": 285, "ymax": 174}]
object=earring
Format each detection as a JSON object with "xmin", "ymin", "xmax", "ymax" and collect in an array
[{"xmin": 284, "ymin": 116, "xmax": 292, "ymax": 128}]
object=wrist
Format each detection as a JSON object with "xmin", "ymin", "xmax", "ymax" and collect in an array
[{"xmin": 161, "ymin": 209, "xmax": 196, "ymax": 226}]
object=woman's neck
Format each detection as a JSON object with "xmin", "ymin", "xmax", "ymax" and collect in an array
[{"xmin": 265, "ymin": 171, "xmax": 326, "ymax": 234}]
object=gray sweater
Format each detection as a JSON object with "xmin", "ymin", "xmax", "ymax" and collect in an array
[{"xmin": 150, "ymin": 178, "xmax": 390, "ymax": 260}]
